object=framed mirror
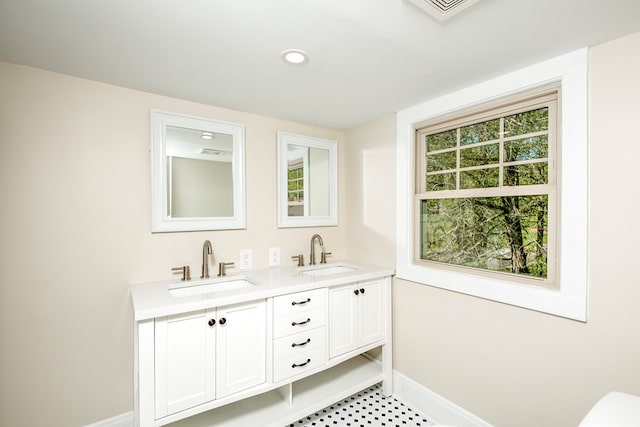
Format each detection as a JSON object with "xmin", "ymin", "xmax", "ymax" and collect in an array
[
  {"xmin": 277, "ymin": 131, "xmax": 338, "ymax": 228},
  {"xmin": 151, "ymin": 110, "xmax": 246, "ymax": 232}
]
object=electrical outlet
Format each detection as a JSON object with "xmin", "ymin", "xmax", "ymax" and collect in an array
[
  {"xmin": 269, "ymin": 247, "xmax": 280, "ymax": 266},
  {"xmin": 239, "ymin": 249, "xmax": 252, "ymax": 270}
]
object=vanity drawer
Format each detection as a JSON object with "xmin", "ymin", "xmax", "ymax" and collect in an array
[
  {"xmin": 273, "ymin": 346, "xmax": 327, "ymax": 383},
  {"xmin": 273, "ymin": 327, "xmax": 326, "ymax": 361},
  {"xmin": 273, "ymin": 308, "xmax": 325, "ymax": 338},
  {"xmin": 273, "ymin": 288, "xmax": 327, "ymax": 316}
]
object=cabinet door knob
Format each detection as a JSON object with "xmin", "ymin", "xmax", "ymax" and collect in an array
[
  {"xmin": 291, "ymin": 318, "xmax": 311, "ymax": 326},
  {"xmin": 219, "ymin": 317, "xmax": 227, "ymax": 325},
  {"xmin": 360, "ymin": 288, "xmax": 365, "ymax": 294},
  {"xmin": 291, "ymin": 298, "xmax": 311, "ymax": 306},
  {"xmin": 291, "ymin": 358, "xmax": 311, "ymax": 368},
  {"xmin": 291, "ymin": 338, "xmax": 311, "ymax": 348},
  {"xmin": 208, "ymin": 319, "xmax": 216, "ymax": 327},
  {"xmin": 354, "ymin": 289, "xmax": 359, "ymax": 295}
]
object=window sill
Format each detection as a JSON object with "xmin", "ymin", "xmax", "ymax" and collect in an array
[{"xmin": 396, "ymin": 263, "xmax": 586, "ymax": 321}]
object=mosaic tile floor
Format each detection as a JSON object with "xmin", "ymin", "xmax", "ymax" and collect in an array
[{"xmin": 287, "ymin": 384, "xmax": 434, "ymax": 427}]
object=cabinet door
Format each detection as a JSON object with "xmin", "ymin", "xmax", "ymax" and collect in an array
[
  {"xmin": 155, "ymin": 309, "xmax": 215, "ymax": 418},
  {"xmin": 358, "ymin": 279, "xmax": 385, "ymax": 347},
  {"xmin": 215, "ymin": 300, "xmax": 266, "ymax": 398},
  {"xmin": 329, "ymin": 284, "xmax": 358, "ymax": 357}
]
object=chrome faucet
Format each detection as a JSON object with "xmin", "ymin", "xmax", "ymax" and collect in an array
[
  {"xmin": 309, "ymin": 234, "xmax": 324, "ymax": 265},
  {"xmin": 201, "ymin": 240, "xmax": 213, "ymax": 279}
]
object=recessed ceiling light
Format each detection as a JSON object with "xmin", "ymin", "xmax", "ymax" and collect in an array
[{"xmin": 281, "ymin": 49, "xmax": 309, "ymax": 65}]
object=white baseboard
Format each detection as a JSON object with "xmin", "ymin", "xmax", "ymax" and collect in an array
[
  {"xmin": 392, "ymin": 370, "xmax": 493, "ymax": 427},
  {"xmin": 87, "ymin": 371, "xmax": 492, "ymax": 427},
  {"xmin": 84, "ymin": 411, "xmax": 133, "ymax": 427}
]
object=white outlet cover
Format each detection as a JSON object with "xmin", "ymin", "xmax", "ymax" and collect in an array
[
  {"xmin": 269, "ymin": 247, "xmax": 280, "ymax": 266},
  {"xmin": 239, "ymin": 249, "xmax": 252, "ymax": 270}
]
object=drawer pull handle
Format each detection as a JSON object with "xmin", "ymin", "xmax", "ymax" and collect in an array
[
  {"xmin": 292, "ymin": 358, "xmax": 311, "ymax": 368},
  {"xmin": 291, "ymin": 338, "xmax": 311, "ymax": 348},
  {"xmin": 291, "ymin": 298, "xmax": 311, "ymax": 306},
  {"xmin": 291, "ymin": 318, "xmax": 311, "ymax": 326}
]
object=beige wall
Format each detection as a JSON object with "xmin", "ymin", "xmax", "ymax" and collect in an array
[
  {"xmin": 0, "ymin": 63, "xmax": 346, "ymax": 426},
  {"xmin": 344, "ymin": 113, "xmax": 397, "ymax": 267},
  {"xmin": 346, "ymin": 31, "xmax": 640, "ymax": 426}
]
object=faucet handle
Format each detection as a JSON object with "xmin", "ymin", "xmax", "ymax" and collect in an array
[
  {"xmin": 218, "ymin": 262, "xmax": 235, "ymax": 277},
  {"xmin": 291, "ymin": 254, "xmax": 305, "ymax": 267},
  {"xmin": 320, "ymin": 252, "xmax": 332, "ymax": 264},
  {"xmin": 172, "ymin": 265, "xmax": 191, "ymax": 281}
]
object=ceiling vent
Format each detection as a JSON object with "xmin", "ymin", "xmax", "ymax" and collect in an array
[
  {"xmin": 199, "ymin": 148, "xmax": 229, "ymax": 156},
  {"xmin": 407, "ymin": 0, "xmax": 481, "ymax": 21}
]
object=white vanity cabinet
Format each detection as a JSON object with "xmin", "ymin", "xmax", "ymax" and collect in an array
[
  {"xmin": 131, "ymin": 262, "xmax": 393, "ymax": 427},
  {"xmin": 329, "ymin": 278, "xmax": 386, "ymax": 358},
  {"xmin": 214, "ymin": 301, "xmax": 266, "ymax": 396},
  {"xmin": 154, "ymin": 309, "xmax": 214, "ymax": 418},
  {"xmin": 272, "ymin": 288, "xmax": 327, "ymax": 383},
  {"xmin": 153, "ymin": 300, "xmax": 266, "ymax": 420}
]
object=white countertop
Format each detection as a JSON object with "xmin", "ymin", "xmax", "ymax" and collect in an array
[{"xmin": 130, "ymin": 261, "xmax": 395, "ymax": 321}]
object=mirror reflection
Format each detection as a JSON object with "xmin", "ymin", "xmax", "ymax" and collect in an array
[
  {"xmin": 151, "ymin": 111, "xmax": 246, "ymax": 232},
  {"xmin": 277, "ymin": 132, "xmax": 337, "ymax": 228},
  {"xmin": 287, "ymin": 144, "xmax": 330, "ymax": 217},
  {"xmin": 166, "ymin": 126, "xmax": 234, "ymax": 218}
]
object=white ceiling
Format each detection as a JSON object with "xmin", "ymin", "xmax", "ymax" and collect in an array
[{"xmin": 1, "ymin": 0, "xmax": 640, "ymax": 129}]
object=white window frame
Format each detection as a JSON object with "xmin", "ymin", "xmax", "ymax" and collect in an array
[{"xmin": 396, "ymin": 48, "xmax": 588, "ymax": 321}]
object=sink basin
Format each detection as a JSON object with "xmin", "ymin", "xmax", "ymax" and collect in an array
[
  {"xmin": 169, "ymin": 276, "xmax": 256, "ymax": 297},
  {"xmin": 300, "ymin": 264, "xmax": 357, "ymax": 277}
]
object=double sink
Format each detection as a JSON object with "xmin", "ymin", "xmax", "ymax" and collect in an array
[{"xmin": 169, "ymin": 263, "xmax": 357, "ymax": 297}]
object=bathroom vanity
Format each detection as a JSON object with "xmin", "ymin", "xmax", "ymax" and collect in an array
[{"xmin": 130, "ymin": 261, "xmax": 393, "ymax": 427}]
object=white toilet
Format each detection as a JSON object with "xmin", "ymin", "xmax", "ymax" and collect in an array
[
  {"xmin": 579, "ymin": 391, "xmax": 640, "ymax": 427},
  {"xmin": 430, "ymin": 391, "xmax": 640, "ymax": 427}
]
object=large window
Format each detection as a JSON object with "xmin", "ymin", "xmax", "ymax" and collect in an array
[
  {"xmin": 396, "ymin": 49, "xmax": 588, "ymax": 321},
  {"xmin": 415, "ymin": 91, "xmax": 557, "ymax": 286}
]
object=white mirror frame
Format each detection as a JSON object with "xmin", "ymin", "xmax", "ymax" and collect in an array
[
  {"xmin": 151, "ymin": 110, "xmax": 246, "ymax": 232},
  {"xmin": 277, "ymin": 131, "xmax": 338, "ymax": 228}
]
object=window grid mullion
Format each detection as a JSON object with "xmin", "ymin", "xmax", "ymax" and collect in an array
[
  {"xmin": 418, "ymin": 182, "xmax": 551, "ymax": 200},
  {"xmin": 456, "ymin": 127, "xmax": 461, "ymax": 190},
  {"xmin": 499, "ymin": 117, "xmax": 504, "ymax": 188}
]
